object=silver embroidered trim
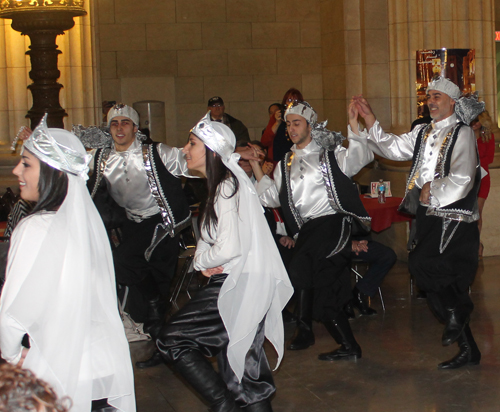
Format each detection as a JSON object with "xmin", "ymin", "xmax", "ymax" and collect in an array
[
  {"xmin": 326, "ymin": 216, "xmax": 352, "ymax": 258},
  {"xmin": 90, "ymin": 147, "xmax": 111, "ymax": 199},
  {"xmin": 439, "ymin": 218, "xmax": 460, "ymax": 253},
  {"xmin": 404, "ymin": 124, "xmax": 431, "ymax": 195},
  {"xmin": 427, "ymin": 207, "xmax": 479, "ymax": 223},
  {"xmin": 11, "ymin": 126, "xmax": 26, "ymax": 152},
  {"xmin": 433, "ymin": 126, "xmax": 455, "ymax": 180},
  {"xmin": 284, "ymin": 152, "xmax": 304, "ymax": 232},
  {"xmin": 321, "ymin": 150, "xmax": 371, "ymax": 230},
  {"xmin": 143, "ymin": 145, "xmax": 175, "ymax": 237}
]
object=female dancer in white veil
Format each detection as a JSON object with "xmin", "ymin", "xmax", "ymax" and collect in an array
[
  {"xmin": 157, "ymin": 114, "xmax": 293, "ymax": 412},
  {"xmin": 0, "ymin": 117, "xmax": 135, "ymax": 412}
]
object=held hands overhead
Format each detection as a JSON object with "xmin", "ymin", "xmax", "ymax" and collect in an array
[{"xmin": 349, "ymin": 95, "xmax": 377, "ymax": 132}]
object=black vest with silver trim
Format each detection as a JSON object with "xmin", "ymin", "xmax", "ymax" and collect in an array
[
  {"xmin": 88, "ymin": 142, "xmax": 191, "ymax": 236},
  {"xmin": 399, "ymin": 123, "xmax": 480, "ymax": 223},
  {"xmin": 278, "ymin": 148, "xmax": 371, "ymax": 238}
]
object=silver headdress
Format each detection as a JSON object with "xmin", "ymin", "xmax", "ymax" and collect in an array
[
  {"xmin": 426, "ymin": 76, "xmax": 461, "ymax": 101},
  {"xmin": 454, "ymin": 92, "xmax": 486, "ymax": 125},
  {"xmin": 284, "ymin": 101, "xmax": 345, "ymax": 150},
  {"xmin": 24, "ymin": 114, "xmax": 92, "ymax": 180},
  {"xmin": 284, "ymin": 101, "xmax": 318, "ymax": 124},
  {"xmin": 311, "ymin": 120, "xmax": 345, "ymax": 150},
  {"xmin": 191, "ymin": 112, "xmax": 235, "ymax": 161},
  {"xmin": 72, "ymin": 125, "xmax": 147, "ymax": 149},
  {"xmin": 107, "ymin": 103, "xmax": 140, "ymax": 126}
]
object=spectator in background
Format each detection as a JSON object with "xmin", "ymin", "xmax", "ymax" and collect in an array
[
  {"xmin": 262, "ymin": 103, "xmax": 282, "ymax": 136},
  {"xmin": 471, "ymin": 109, "xmax": 496, "ymax": 258},
  {"xmin": 208, "ymin": 96, "xmax": 250, "ymax": 143},
  {"xmin": 261, "ymin": 88, "xmax": 304, "ymax": 163},
  {"xmin": 345, "ymin": 237, "xmax": 396, "ymax": 318}
]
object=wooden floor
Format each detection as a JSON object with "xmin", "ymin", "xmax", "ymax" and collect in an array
[{"xmin": 130, "ymin": 256, "xmax": 500, "ymax": 412}]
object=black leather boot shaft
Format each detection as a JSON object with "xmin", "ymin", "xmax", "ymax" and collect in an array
[
  {"xmin": 288, "ymin": 289, "xmax": 315, "ymax": 350},
  {"xmin": 174, "ymin": 350, "xmax": 242, "ymax": 412},
  {"xmin": 319, "ymin": 312, "xmax": 362, "ymax": 361}
]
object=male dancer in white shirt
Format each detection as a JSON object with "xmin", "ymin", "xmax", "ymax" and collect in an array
[
  {"xmin": 350, "ymin": 77, "xmax": 481, "ymax": 369},
  {"xmin": 251, "ymin": 101, "xmax": 374, "ymax": 361}
]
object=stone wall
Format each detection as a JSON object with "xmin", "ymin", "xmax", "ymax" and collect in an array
[{"xmin": 96, "ymin": 0, "xmax": 324, "ymax": 147}]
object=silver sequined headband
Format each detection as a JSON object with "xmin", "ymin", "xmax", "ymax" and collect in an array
[{"xmin": 24, "ymin": 114, "xmax": 92, "ymax": 179}]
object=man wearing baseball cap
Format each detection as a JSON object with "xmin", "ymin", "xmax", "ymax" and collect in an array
[
  {"xmin": 207, "ymin": 96, "xmax": 250, "ymax": 142},
  {"xmin": 351, "ymin": 77, "xmax": 483, "ymax": 370},
  {"xmin": 251, "ymin": 100, "xmax": 374, "ymax": 363}
]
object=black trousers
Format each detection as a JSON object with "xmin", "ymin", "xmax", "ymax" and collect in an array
[
  {"xmin": 288, "ymin": 215, "xmax": 352, "ymax": 321},
  {"xmin": 409, "ymin": 206, "xmax": 478, "ymax": 323},
  {"xmin": 352, "ymin": 240, "xmax": 397, "ymax": 297},
  {"xmin": 409, "ymin": 206, "xmax": 479, "ymax": 294},
  {"xmin": 157, "ymin": 274, "xmax": 275, "ymax": 407},
  {"xmin": 113, "ymin": 214, "xmax": 180, "ymax": 299}
]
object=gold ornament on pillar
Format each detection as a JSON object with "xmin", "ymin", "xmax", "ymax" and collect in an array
[{"xmin": 0, "ymin": 0, "xmax": 86, "ymax": 129}]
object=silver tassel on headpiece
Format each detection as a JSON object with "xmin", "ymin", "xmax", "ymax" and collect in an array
[
  {"xmin": 72, "ymin": 125, "xmax": 113, "ymax": 149},
  {"xmin": 454, "ymin": 92, "xmax": 485, "ymax": 125},
  {"xmin": 311, "ymin": 120, "xmax": 345, "ymax": 151}
]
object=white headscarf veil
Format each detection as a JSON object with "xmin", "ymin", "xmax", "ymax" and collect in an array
[
  {"xmin": 191, "ymin": 113, "xmax": 294, "ymax": 381},
  {"xmin": 0, "ymin": 116, "xmax": 135, "ymax": 412}
]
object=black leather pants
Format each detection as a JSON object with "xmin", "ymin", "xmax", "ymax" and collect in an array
[{"xmin": 157, "ymin": 274, "xmax": 275, "ymax": 407}]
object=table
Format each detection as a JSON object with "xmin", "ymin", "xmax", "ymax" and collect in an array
[{"xmin": 360, "ymin": 195, "xmax": 412, "ymax": 233}]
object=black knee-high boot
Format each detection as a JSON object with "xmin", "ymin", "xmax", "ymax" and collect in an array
[
  {"xmin": 173, "ymin": 350, "xmax": 242, "ymax": 412},
  {"xmin": 437, "ymin": 286, "xmax": 472, "ymax": 346},
  {"xmin": 438, "ymin": 324, "xmax": 481, "ymax": 369},
  {"xmin": 318, "ymin": 312, "xmax": 362, "ymax": 361},
  {"xmin": 288, "ymin": 289, "xmax": 315, "ymax": 351}
]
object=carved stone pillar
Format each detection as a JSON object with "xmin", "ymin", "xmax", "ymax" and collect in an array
[{"xmin": 0, "ymin": 1, "xmax": 86, "ymax": 129}]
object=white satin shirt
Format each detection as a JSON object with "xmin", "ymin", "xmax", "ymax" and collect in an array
[{"xmin": 256, "ymin": 136, "xmax": 373, "ymax": 221}]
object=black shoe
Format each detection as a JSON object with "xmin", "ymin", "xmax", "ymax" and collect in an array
[
  {"xmin": 442, "ymin": 308, "xmax": 469, "ymax": 346},
  {"xmin": 318, "ymin": 344, "xmax": 362, "ymax": 361},
  {"xmin": 438, "ymin": 326, "xmax": 480, "ymax": 369},
  {"xmin": 287, "ymin": 322, "xmax": 315, "ymax": 350},
  {"xmin": 352, "ymin": 287, "xmax": 377, "ymax": 316},
  {"xmin": 344, "ymin": 301, "xmax": 356, "ymax": 320},
  {"xmin": 320, "ymin": 312, "xmax": 362, "ymax": 361},
  {"xmin": 136, "ymin": 351, "xmax": 164, "ymax": 369}
]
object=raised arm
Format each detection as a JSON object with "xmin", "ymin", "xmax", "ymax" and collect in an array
[{"xmin": 349, "ymin": 95, "xmax": 416, "ymax": 162}]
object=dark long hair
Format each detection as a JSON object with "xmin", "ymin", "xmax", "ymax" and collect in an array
[
  {"xmin": 199, "ymin": 147, "xmax": 239, "ymax": 237},
  {"xmin": 29, "ymin": 151, "xmax": 68, "ymax": 214}
]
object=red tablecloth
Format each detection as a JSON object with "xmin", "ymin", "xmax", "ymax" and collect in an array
[{"xmin": 360, "ymin": 195, "xmax": 412, "ymax": 232}]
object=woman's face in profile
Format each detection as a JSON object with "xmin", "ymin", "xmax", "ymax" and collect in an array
[
  {"xmin": 13, "ymin": 149, "xmax": 40, "ymax": 202},
  {"xmin": 183, "ymin": 133, "xmax": 207, "ymax": 176}
]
